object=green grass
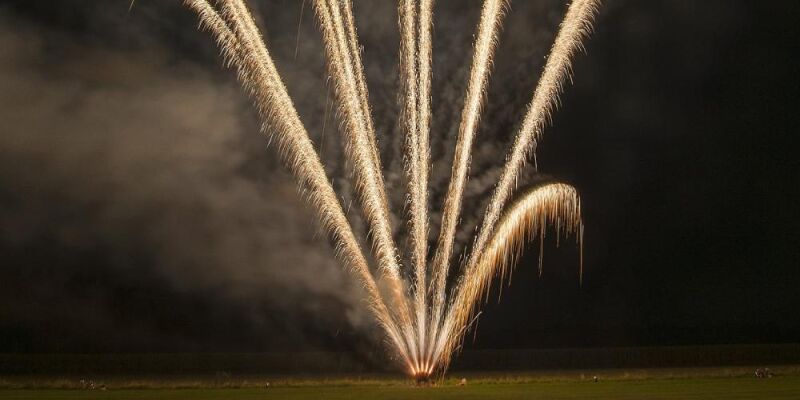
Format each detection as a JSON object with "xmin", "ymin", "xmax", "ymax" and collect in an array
[
  {"xmin": 2, "ymin": 367, "xmax": 799, "ymax": 399},
  {"xmin": 1, "ymin": 377, "xmax": 799, "ymax": 400}
]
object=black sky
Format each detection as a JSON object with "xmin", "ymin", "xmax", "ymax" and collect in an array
[{"xmin": 1, "ymin": 0, "xmax": 799, "ymax": 354}]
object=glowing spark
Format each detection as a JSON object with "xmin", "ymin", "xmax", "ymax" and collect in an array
[
  {"xmin": 399, "ymin": 0, "xmax": 434, "ymax": 366},
  {"xmin": 182, "ymin": 0, "xmax": 413, "ymax": 370},
  {"xmin": 314, "ymin": 0, "xmax": 417, "ymax": 366},
  {"xmin": 427, "ymin": 0, "xmax": 508, "ymax": 358},
  {"xmin": 467, "ymin": 0, "xmax": 600, "ymax": 282},
  {"xmin": 436, "ymin": 183, "xmax": 582, "ymax": 369},
  {"xmin": 294, "ymin": 0, "xmax": 306, "ymax": 60},
  {"xmin": 182, "ymin": 0, "xmax": 600, "ymax": 379}
]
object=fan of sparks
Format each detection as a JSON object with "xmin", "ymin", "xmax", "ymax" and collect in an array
[{"xmin": 183, "ymin": 0, "xmax": 599, "ymax": 380}]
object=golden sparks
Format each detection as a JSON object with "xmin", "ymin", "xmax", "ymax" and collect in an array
[{"xmin": 183, "ymin": 0, "xmax": 600, "ymax": 379}]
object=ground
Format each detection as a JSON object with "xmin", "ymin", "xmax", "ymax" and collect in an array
[{"xmin": 2, "ymin": 367, "xmax": 799, "ymax": 399}]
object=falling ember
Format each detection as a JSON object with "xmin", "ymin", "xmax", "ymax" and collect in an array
[{"xmin": 182, "ymin": 0, "xmax": 600, "ymax": 380}]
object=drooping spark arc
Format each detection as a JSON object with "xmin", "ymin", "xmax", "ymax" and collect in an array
[
  {"xmin": 428, "ymin": 0, "xmax": 508, "ymax": 360},
  {"xmin": 182, "ymin": 0, "xmax": 413, "ymax": 370},
  {"xmin": 430, "ymin": 0, "xmax": 599, "ymax": 371},
  {"xmin": 435, "ymin": 183, "xmax": 582, "ymax": 369},
  {"xmin": 466, "ymin": 0, "xmax": 600, "ymax": 282},
  {"xmin": 313, "ymin": 0, "xmax": 417, "ymax": 365}
]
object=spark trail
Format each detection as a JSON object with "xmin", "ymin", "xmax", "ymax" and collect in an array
[
  {"xmin": 399, "ymin": 0, "xmax": 435, "ymax": 368},
  {"xmin": 428, "ymin": 0, "xmax": 507, "ymax": 362},
  {"xmin": 435, "ymin": 183, "xmax": 582, "ymax": 368},
  {"xmin": 467, "ymin": 0, "xmax": 600, "ymax": 282},
  {"xmin": 182, "ymin": 0, "xmax": 413, "ymax": 369},
  {"xmin": 183, "ymin": 0, "xmax": 600, "ymax": 380},
  {"xmin": 314, "ymin": 0, "xmax": 418, "ymax": 363}
]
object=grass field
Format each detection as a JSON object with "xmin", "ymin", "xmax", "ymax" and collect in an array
[{"xmin": 1, "ymin": 367, "xmax": 799, "ymax": 399}]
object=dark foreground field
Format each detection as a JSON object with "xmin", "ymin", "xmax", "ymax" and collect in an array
[
  {"xmin": 1, "ymin": 377, "xmax": 800, "ymax": 400},
  {"xmin": 2, "ymin": 368, "xmax": 799, "ymax": 400}
]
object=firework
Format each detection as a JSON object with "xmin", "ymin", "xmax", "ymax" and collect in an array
[
  {"xmin": 467, "ymin": 0, "xmax": 600, "ymax": 288},
  {"xmin": 427, "ymin": 0, "xmax": 507, "ymax": 362},
  {"xmin": 314, "ymin": 0, "xmax": 418, "ymax": 361},
  {"xmin": 183, "ymin": 0, "xmax": 600, "ymax": 379},
  {"xmin": 435, "ymin": 183, "xmax": 582, "ymax": 369}
]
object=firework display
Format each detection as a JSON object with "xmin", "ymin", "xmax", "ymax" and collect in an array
[{"xmin": 184, "ymin": 0, "xmax": 599, "ymax": 379}]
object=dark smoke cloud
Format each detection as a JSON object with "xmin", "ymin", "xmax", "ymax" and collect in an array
[{"xmin": 0, "ymin": 5, "xmax": 373, "ymax": 352}]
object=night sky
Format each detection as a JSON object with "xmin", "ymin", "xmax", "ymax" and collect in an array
[{"xmin": 1, "ymin": 0, "xmax": 798, "ymax": 355}]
